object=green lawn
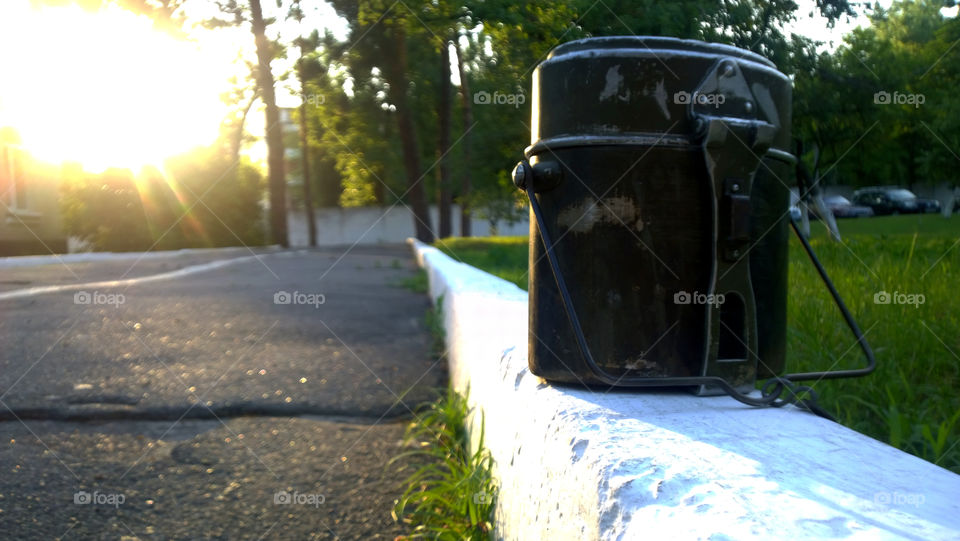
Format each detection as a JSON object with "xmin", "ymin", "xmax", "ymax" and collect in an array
[
  {"xmin": 809, "ymin": 213, "xmax": 960, "ymax": 237},
  {"xmin": 435, "ymin": 213, "xmax": 960, "ymax": 473},
  {"xmin": 434, "ymin": 236, "xmax": 531, "ymax": 290}
]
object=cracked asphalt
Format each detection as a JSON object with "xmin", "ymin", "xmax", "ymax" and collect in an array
[{"xmin": 0, "ymin": 244, "xmax": 445, "ymax": 539}]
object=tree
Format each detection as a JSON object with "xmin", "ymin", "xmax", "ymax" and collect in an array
[
  {"xmin": 164, "ymin": 144, "xmax": 266, "ymax": 247},
  {"xmin": 293, "ymin": 31, "xmax": 347, "ymax": 208},
  {"xmin": 793, "ymin": 0, "xmax": 958, "ymax": 190},
  {"xmin": 329, "ymin": 0, "xmax": 436, "ymax": 242},
  {"xmin": 248, "ymin": 0, "xmax": 288, "ymax": 247},
  {"xmin": 277, "ymin": 0, "xmax": 876, "ymax": 241},
  {"xmin": 60, "ymin": 167, "xmax": 153, "ymax": 252},
  {"xmin": 290, "ymin": 1, "xmax": 317, "ymax": 246},
  {"xmin": 121, "ymin": 0, "xmax": 290, "ymax": 246},
  {"xmin": 302, "ymin": 34, "xmax": 403, "ymax": 208},
  {"xmin": 452, "ymin": 38, "xmax": 474, "ymax": 237},
  {"xmin": 437, "ymin": 41, "xmax": 453, "ymax": 239}
]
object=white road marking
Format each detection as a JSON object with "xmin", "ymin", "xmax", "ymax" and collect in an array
[
  {"xmin": 0, "ymin": 247, "xmax": 269, "ymax": 268},
  {"xmin": 0, "ymin": 255, "xmax": 263, "ymax": 301}
]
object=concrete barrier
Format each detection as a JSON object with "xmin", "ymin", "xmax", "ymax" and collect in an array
[
  {"xmin": 288, "ymin": 204, "xmax": 528, "ymax": 247},
  {"xmin": 408, "ymin": 238, "xmax": 960, "ymax": 540}
]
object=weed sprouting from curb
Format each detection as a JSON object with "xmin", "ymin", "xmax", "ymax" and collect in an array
[
  {"xmin": 394, "ymin": 269, "xmax": 429, "ymax": 294},
  {"xmin": 390, "ymin": 387, "xmax": 497, "ymax": 540},
  {"xmin": 425, "ymin": 295, "xmax": 446, "ymax": 360}
]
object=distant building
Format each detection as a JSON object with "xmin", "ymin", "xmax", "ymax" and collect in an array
[
  {"xmin": 0, "ymin": 128, "xmax": 66, "ymax": 255},
  {"xmin": 279, "ymin": 107, "xmax": 301, "ymax": 162}
]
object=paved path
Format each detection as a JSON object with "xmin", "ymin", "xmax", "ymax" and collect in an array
[{"xmin": 0, "ymin": 244, "xmax": 444, "ymax": 539}]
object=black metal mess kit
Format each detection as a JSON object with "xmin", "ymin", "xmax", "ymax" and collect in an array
[{"xmin": 512, "ymin": 37, "xmax": 874, "ymax": 409}]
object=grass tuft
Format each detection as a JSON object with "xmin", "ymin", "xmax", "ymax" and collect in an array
[
  {"xmin": 425, "ymin": 295, "xmax": 446, "ymax": 360},
  {"xmin": 394, "ymin": 269, "xmax": 429, "ymax": 294},
  {"xmin": 391, "ymin": 387, "xmax": 497, "ymax": 540}
]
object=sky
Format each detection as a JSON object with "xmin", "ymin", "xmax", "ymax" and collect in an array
[
  {"xmin": 0, "ymin": 1, "xmax": 239, "ymax": 171},
  {"xmin": 0, "ymin": 0, "xmax": 348, "ymax": 172},
  {"xmin": 786, "ymin": 0, "xmax": 882, "ymax": 51},
  {"xmin": 789, "ymin": 0, "xmax": 957, "ymax": 50}
]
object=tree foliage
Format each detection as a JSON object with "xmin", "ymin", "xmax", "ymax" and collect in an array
[
  {"xmin": 75, "ymin": 0, "xmax": 957, "ymax": 247},
  {"xmin": 60, "ymin": 166, "xmax": 154, "ymax": 252},
  {"xmin": 794, "ymin": 0, "xmax": 960, "ymax": 189},
  {"xmin": 293, "ymin": 0, "xmax": 879, "ymax": 233},
  {"xmin": 61, "ymin": 143, "xmax": 265, "ymax": 251}
]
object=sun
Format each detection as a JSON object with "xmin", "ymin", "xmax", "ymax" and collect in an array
[{"xmin": 0, "ymin": 1, "xmax": 238, "ymax": 173}]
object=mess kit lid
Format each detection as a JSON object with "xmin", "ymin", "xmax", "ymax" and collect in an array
[{"xmin": 528, "ymin": 36, "xmax": 792, "ymax": 157}]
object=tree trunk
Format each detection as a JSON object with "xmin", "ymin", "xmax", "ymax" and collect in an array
[
  {"xmin": 453, "ymin": 39, "xmax": 473, "ymax": 237},
  {"xmin": 438, "ymin": 41, "xmax": 452, "ymax": 239},
  {"xmin": 249, "ymin": 0, "xmax": 288, "ymax": 247},
  {"xmin": 386, "ymin": 26, "xmax": 434, "ymax": 243},
  {"xmin": 299, "ymin": 98, "xmax": 317, "ymax": 247}
]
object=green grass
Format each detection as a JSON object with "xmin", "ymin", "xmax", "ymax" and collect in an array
[
  {"xmin": 395, "ymin": 269, "xmax": 430, "ymax": 294},
  {"xmin": 425, "ymin": 295, "xmax": 446, "ymax": 360},
  {"xmin": 808, "ymin": 213, "xmax": 960, "ymax": 237},
  {"xmin": 435, "ymin": 237, "xmax": 529, "ymax": 289},
  {"xmin": 437, "ymin": 213, "xmax": 960, "ymax": 473},
  {"xmin": 391, "ymin": 387, "xmax": 497, "ymax": 540},
  {"xmin": 391, "ymin": 298, "xmax": 496, "ymax": 539}
]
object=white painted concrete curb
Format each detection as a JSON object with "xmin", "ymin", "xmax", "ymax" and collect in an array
[{"xmin": 408, "ymin": 238, "xmax": 960, "ymax": 541}]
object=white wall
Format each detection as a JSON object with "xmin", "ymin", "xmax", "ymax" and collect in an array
[
  {"xmin": 409, "ymin": 238, "xmax": 960, "ymax": 540},
  {"xmin": 288, "ymin": 205, "xmax": 528, "ymax": 247}
]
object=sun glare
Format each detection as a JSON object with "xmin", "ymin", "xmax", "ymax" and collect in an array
[{"xmin": 0, "ymin": 1, "xmax": 237, "ymax": 173}]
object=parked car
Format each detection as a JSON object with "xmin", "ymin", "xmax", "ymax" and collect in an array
[
  {"xmin": 851, "ymin": 187, "xmax": 939, "ymax": 215},
  {"xmin": 917, "ymin": 198, "xmax": 942, "ymax": 214},
  {"xmin": 821, "ymin": 195, "xmax": 874, "ymax": 218}
]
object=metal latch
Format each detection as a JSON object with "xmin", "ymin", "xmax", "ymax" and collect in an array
[{"xmin": 687, "ymin": 57, "xmax": 779, "ymax": 393}]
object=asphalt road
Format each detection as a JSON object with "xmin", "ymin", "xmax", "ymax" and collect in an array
[{"xmin": 0, "ymin": 244, "xmax": 445, "ymax": 539}]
